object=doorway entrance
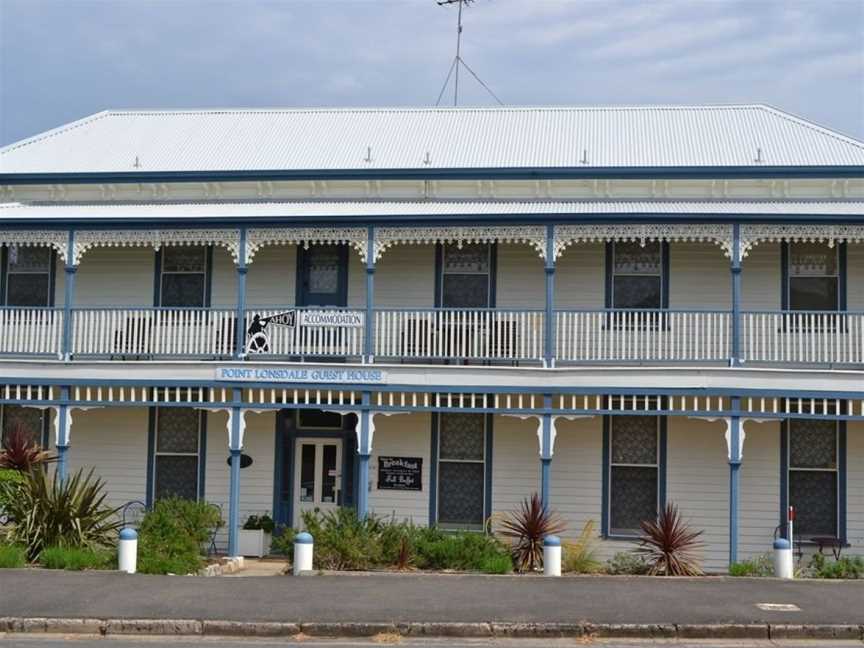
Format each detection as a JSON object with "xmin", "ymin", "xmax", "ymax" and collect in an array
[{"xmin": 293, "ymin": 437, "xmax": 343, "ymax": 528}]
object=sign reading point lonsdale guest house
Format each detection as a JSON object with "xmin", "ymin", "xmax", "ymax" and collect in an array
[{"xmin": 215, "ymin": 366, "xmax": 387, "ymax": 384}]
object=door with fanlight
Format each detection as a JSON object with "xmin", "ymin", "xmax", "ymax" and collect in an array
[{"xmin": 293, "ymin": 438, "xmax": 343, "ymax": 527}]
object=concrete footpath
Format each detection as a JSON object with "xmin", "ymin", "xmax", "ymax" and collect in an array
[{"xmin": 0, "ymin": 570, "xmax": 862, "ymax": 641}]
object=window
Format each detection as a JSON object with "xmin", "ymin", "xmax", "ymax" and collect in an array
[
  {"xmin": 437, "ymin": 413, "xmax": 486, "ymax": 529},
  {"xmin": 787, "ymin": 242, "xmax": 840, "ymax": 312},
  {"xmin": 152, "ymin": 407, "xmax": 202, "ymax": 501},
  {"xmin": 440, "ymin": 243, "xmax": 492, "ymax": 308},
  {"xmin": 607, "ymin": 414, "xmax": 661, "ymax": 536},
  {"xmin": 609, "ymin": 241, "xmax": 664, "ymax": 310},
  {"xmin": 3, "ymin": 246, "xmax": 53, "ymax": 307},
  {"xmin": 297, "ymin": 409, "xmax": 344, "ymax": 430},
  {"xmin": 787, "ymin": 419, "xmax": 838, "ymax": 538},
  {"xmin": 158, "ymin": 246, "xmax": 209, "ymax": 307},
  {"xmin": 1, "ymin": 404, "xmax": 45, "ymax": 446}
]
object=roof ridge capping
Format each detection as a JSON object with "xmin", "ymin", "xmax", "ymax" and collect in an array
[
  {"xmin": 0, "ymin": 110, "xmax": 112, "ymax": 156},
  {"xmin": 757, "ymin": 104, "xmax": 864, "ymax": 151}
]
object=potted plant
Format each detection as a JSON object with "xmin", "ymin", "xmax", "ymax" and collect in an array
[{"xmin": 238, "ymin": 513, "xmax": 275, "ymax": 557}]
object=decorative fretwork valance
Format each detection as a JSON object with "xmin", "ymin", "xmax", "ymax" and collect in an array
[
  {"xmin": 553, "ymin": 224, "xmax": 734, "ymax": 260},
  {"xmin": 375, "ymin": 226, "xmax": 547, "ymax": 262},
  {"xmin": 740, "ymin": 225, "xmax": 864, "ymax": 258},
  {"xmin": 0, "ymin": 231, "xmax": 69, "ymax": 263},
  {"xmin": 246, "ymin": 227, "xmax": 368, "ymax": 263},
  {"xmin": 73, "ymin": 229, "xmax": 242, "ymax": 265}
]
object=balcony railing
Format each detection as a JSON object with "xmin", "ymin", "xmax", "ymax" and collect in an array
[{"xmin": 0, "ymin": 305, "xmax": 863, "ymax": 367}]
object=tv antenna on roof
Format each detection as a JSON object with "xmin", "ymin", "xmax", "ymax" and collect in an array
[{"xmin": 435, "ymin": 0, "xmax": 503, "ymax": 107}]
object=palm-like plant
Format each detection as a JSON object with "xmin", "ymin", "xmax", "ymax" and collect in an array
[
  {"xmin": 0, "ymin": 426, "xmax": 55, "ymax": 472},
  {"xmin": 635, "ymin": 502, "xmax": 704, "ymax": 576},
  {"xmin": 0, "ymin": 466, "xmax": 122, "ymax": 560},
  {"xmin": 498, "ymin": 493, "xmax": 566, "ymax": 572}
]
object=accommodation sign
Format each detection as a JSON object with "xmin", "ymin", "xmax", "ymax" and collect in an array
[
  {"xmin": 215, "ymin": 366, "xmax": 387, "ymax": 384},
  {"xmin": 377, "ymin": 456, "xmax": 422, "ymax": 491},
  {"xmin": 245, "ymin": 309, "xmax": 363, "ymax": 354}
]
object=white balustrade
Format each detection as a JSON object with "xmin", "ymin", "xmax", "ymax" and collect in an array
[
  {"xmin": 374, "ymin": 309, "xmax": 544, "ymax": 361},
  {"xmin": 555, "ymin": 310, "xmax": 731, "ymax": 363},
  {"xmin": 72, "ymin": 308, "xmax": 236, "ymax": 357},
  {"xmin": 0, "ymin": 308, "xmax": 64, "ymax": 356},
  {"xmin": 742, "ymin": 311, "xmax": 864, "ymax": 365}
]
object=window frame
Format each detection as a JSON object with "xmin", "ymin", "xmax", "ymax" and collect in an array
[
  {"xmin": 154, "ymin": 246, "xmax": 212, "ymax": 308},
  {"xmin": 147, "ymin": 405, "xmax": 206, "ymax": 505},
  {"xmin": 0, "ymin": 245, "xmax": 56, "ymax": 308},
  {"xmin": 782, "ymin": 241, "xmax": 846, "ymax": 313},
  {"xmin": 433, "ymin": 412, "xmax": 491, "ymax": 531},
  {"xmin": 605, "ymin": 241, "xmax": 669, "ymax": 312},
  {"xmin": 0, "ymin": 404, "xmax": 49, "ymax": 447},
  {"xmin": 781, "ymin": 418, "xmax": 845, "ymax": 542},
  {"xmin": 436, "ymin": 242, "xmax": 496, "ymax": 309},
  {"xmin": 602, "ymin": 408, "xmax": 667, "ymax": 539}
]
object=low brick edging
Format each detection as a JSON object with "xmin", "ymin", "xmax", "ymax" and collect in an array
[{"xmin": 1, "ymin": 617, "xmax": 862, "ymax": 640}]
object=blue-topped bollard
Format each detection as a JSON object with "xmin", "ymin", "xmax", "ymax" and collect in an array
[
  {"xmin": 118, "ymin": 527, "xmax": 138, "ymax": 574},
  {"xmin": 543, "ymin": 535, "xmax": 561, "ymax": 577},
  {"xmin": 773, "ymin": 538, "xmax": 793, "ymax": 579},
  {"xmin": 293, "ymin": 531, "xmax": 313, "ymax": 575}
]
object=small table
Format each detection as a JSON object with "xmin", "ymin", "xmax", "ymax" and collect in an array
[{"xmin": 810, "ymin": 536, "xmax": 844, "ymax": 559}]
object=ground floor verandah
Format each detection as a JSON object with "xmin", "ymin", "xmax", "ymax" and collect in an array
[{"xmin": 2, "ymin": 378, "xmax": 863, "ymax": 573}]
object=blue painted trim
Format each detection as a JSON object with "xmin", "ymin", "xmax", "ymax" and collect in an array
[
  {"xmin": 658, "ymin": 410, "xmax": 668, "ymax": 508},
  {"xmin": 433, "ymin": 246, "xmax": 443, "ymax": 308},
  {"xmin": 731, "ymin": 224, "xmax": 742, "ymax": 365},
  {"xmin": 839, "ymin": 418, "xmax": 847, "ymax": 543},
  {"xmin": 198, "ymin": 410, "xmax": 207, "ymax": 500},
  {"xmin": 540, "ymin": 458, "xmax": 551, "ymax": 510},
  {"xmin": 839, "ymin": 243, "xmax": 848, "ymax": 312},
  {"xmin": 604, "ymin": 244, "xmax": 613, "ymax": 309},
  {"xmin": 294, "ymin": 531, "xmax": 313, "ymax": 544},
  {"xmin": 365, "ymin": 225, "xmax": 375, "ymax": 360},
  {"xmin": 61, "ymin": 231, "xmax": 76, "ymax": 359},
  {"xmin": 234, "ymin": 228, "xmax": 248, "ymax": 359},
  {"xmin": 356, "ymin": 392, "xmax": 372, "ymax": 519},
  {"xmin": 661, "ymin": 242, "xmax": 670, "ymax": 309},
  {"xmin": 485, "ymin": 412, "xmax": 494, "ymax": 522},
  {"xmin": 272, "ymin": 411, "xmax": 285, "ymax": 527},
  {"xmin": 489, "ymin": 244, "xmax": 498, "ymax": 309},
  {"xmin": 0, "ymin": 246, "xmax": 6, "ymax": 306},
  {"xmin": 4, "ymin": 165, "xmax": 862, "ymax": 186},
  {"xmin": 544, "ymin": 224, "xmax": 555, "ymax": 365},
  {"xmin": 145, "ymin": 401, "xmax": 156, "ymax": 508},
  {"xmin": 152, "ymin": 249, "xmax": 162, "ymax": 307},
  {"xmin": 55, "ymin": 387, "xmax": 70, "ymax": 482},
  {"xmin": 204, "ymin": 246, "xmax": 213, "ymax": 309},
  {"xmin": 227, "ymin": 388, "xmax": 243, "ymax": 556},
  {"xmin": 429, "ymin": 412, "xmax": 439, "ymax": 525},
  {"xmin": 728, "ymin": 397, "xmax": 742, "ymax": 565},
  {"xmin": 779, "ymin": 421, "xmax": 789, "ymax": 538}
]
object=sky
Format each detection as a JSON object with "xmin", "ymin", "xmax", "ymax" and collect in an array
[{"xmin": 1, "ymin": 0, "xmax": 862, "ymax": 146}]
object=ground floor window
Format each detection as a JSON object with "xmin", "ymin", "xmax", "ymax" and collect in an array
[
  {"xmin": 787, "ymin": 418, "xmax": 840, "ymax": 539},
  {"xmin": 436, "ymin": 412, "xmax": 487, "ymax": 530},
  {"xmin": 0, "ymin": 404, "xmax": 46, "ymax": 446},
  {"xmin": 152, "ymin": 407, "xmax": 203, "ymax": 502},
  {"xmin": 605, "ymin": 412, "xmax": 664, "ymax": 537}
]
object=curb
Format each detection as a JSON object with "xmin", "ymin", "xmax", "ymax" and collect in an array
[{"xmin": 0, "ymin": 617, "xmax": 862, "ymax": 640}]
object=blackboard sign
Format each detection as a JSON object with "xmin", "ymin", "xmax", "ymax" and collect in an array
[{"xmin": 377, "ymin": 456, "xmax": 422, "ymax": 491}]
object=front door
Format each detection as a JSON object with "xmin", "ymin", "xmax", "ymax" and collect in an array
[
  {"xmin": 298, "ymin": 245, "xmax": 349, "ymax": 307},
  {"xmin": 293, "ymin": 438, "xmax": 343, "ymax": 527}
]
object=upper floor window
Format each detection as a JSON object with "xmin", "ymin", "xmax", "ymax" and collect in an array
[
  {"xmin": 609, "ymin": 242, "xmax": 665, "ymax": 309},
  {"xmin": 786, "ymin": 242, "xmax": 840, "ymax": 312},
  {"xmin": 2, "ymin": 246, "xmax": 54, "ymax": 307},
  {"xmin": 439, "ymin": 243, "xmax": 493, "ymax": 308},
  {"xmin": 158, "ymin": 246, "xmax": 210, "ymax": 308},
  {"xmin": 787, "ymin": 418, "xmax": 839, "ymax": 539}
]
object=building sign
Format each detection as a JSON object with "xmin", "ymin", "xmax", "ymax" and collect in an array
[
  {"xmin": 299, "ymin": 311, "xmax": 363, "ymax": 328},
  {"xmin": 215, "ymin": 366, "xmax": 387, "ymax": 384},
  {"xmin": 377, "ymin": 456, "xmax": 422, "ymax": 491},
  {"xmin": 245, "ymin": 309, "xmax": 362, "ymax": 354}
]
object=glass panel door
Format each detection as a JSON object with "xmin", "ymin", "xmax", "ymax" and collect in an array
[{"xmin": 293, "ymin": 438, "xmax": 343, "ymax": 527}]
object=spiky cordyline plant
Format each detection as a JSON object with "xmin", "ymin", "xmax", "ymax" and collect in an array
[
  {"xmin": 0, "ymin": 466, "xmax": 122, "ymax": 560},
  {"xmin": 0, "ymin": 426, "xmax": 55, "ymax": 472},
  {"xmin": 498, "ymin": 493, "xmax": 566, "ymax": 572},
  {"xmin": 635, "ymin": 502, "xmax": 704, "ymax": 576}
]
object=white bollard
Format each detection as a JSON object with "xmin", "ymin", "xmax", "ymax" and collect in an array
[
  {"xmin": 293, "ymin": 531, "xmax": 313, "ymax": 575},
  {"xmin": 773, "ymin": 538, "xmax": 793, "ymax": 579},
  {"xmin": 543, "ymin": 535, "xmax": 562, "ymax": 577},
  {"xmin": 118, "ymin": 527, "xmax": 138, "ymax": 574}
]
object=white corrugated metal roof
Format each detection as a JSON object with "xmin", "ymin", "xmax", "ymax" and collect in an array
[
  {"xmin": 0, "ymin": 200, "xmax": 861, "ymax": 221},
  {"xmin": 1, "ymin": 105, "xmax": 863, "ymax": 174}
]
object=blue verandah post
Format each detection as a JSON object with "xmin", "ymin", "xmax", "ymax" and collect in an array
[
  {"xmin": 544, "ymin": 224, "xmax": 556, "ymax": 367},
  {"xmin": 357, "ymin": 391, "xmax": 372, "ymax": 518},
  {"xmin": 227, "ymin": 388, "xmax": 243, "ymax": 557},
  {"xmin": 540, "ymin": 394, "xmax": 553, "ymax": 508},
  {"xmin": 61, "ymin": 230, "xmax": 76, "ymax": 360},
  {"xmin": 364, "ymin": 226, "xmax": 375, "ymax": 362},
  {"xmin": 234, "ymin": 227, "xmax": 248, "ymax": 359},
  {"xmin": 731, "ymin": 223, "xmax": 742, "ymax": 366},
  {"xmin": 728, "ymin": 396, "xmax": 742, "ymax": 566},
  {"xmin": 55, "ymin": 386, "xmax": 71, "ymax": 481}
]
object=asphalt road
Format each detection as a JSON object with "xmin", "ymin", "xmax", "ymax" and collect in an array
[{"xmin": 1, "ymin": 569, "xmax": 863, "ymax": 626}]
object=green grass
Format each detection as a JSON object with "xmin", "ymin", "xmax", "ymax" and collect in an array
[
  {"xmin": 0, "ymin": 543, "xmax": 28, "ymax": 568},
  {"xmin": 729, "ymin": 554, "xmax": 774, "ymax": 577},
  {"xmin": 39, "ymin": 545, "xmax": 113, "ymax": 571}
]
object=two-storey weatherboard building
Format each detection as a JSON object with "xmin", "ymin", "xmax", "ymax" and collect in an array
[{"xmin": 1, "ymin": 105, "xmax": 863, "ymax": 571}]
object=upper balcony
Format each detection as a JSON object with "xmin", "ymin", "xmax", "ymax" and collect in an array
[{"xmin": 1, "ymin": 218, "xmax": 863, "ymax": 369}]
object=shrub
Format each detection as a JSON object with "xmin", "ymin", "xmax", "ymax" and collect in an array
[
  {"xmin": 563, "ymin": 520, "xmax": 602, "ymax": 574},
  {"xmin": 39, "ymin": 545, "xmax": 113, "ymax": 571},
  {"xmin": 498, "ymin": 493, "xmax": 566, "ymax": 572},
  {"xmin": 635, "ymin": 502, "xmax": 704, "ymax": 576},
  {"xmin": 242, "ymin": 513, "xmax": 275, "ymax": 533},
  {"xmin": 0, "ymin": 468, "xmax": 25, "ymax": 512},
  {"xmin": 729, "ymin": 554, "xmax": 774, "ymax": 577},
  {"xmin": 0, "ymin": 543, "xmax": 27, "ymax": 568},
  {"xmin": 605, "ymin": 551, "xmax": 651, "ymax": 575},
  {"xmin": 0, "ymin": 426, "xmax": 55, "ymax": 472},
  {"xmin": 269, "ymin": 525, "xmax": 296, "ymax": 556},
  {"xmin": 412, "ymin": 526, "xmax": 510, "ymax": 573},
  {"xmin": 137, "ymin": 498, "xmax": 221, "ymax": 575},
  {"xmin": 0, "ymin": 467, "xmax": 122, "ymax": 560},
  {"xmin": 301, "ymin": 508, "xmax": 384, "ymax": 570},
  {"xmin": 806, "ymin": 553, "xmax": 864, "ymax": 579}
]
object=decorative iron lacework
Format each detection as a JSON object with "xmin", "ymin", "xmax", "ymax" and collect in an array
[
  {"xmin": 611, "ymin": 415, "xmax": 658, "ymax": 465},
  {"xmin": 246, "ymin": 227, "xmax": 368, "ymax": 263},
  {"xmin": 789, "ymin": 470, "xmax": 837, "ymax": 537},
  {"xmin": 610, "ymin": 465, "xmax": 657, "ymax": 534},
  {"xmin": 439, "ymin": 412, "xmax": 485, "ymax": 461},
  {"xmin": 154, "ymin": 455, "xmax": 199, "ymax": 501},
  {"xmin": 554, "ymin": 224, "xmax": 733, "ymax": 260},
  {"xmin": 156, "ymin": 407, "xmax": 200, "ymax": 454},
  {"xmin": 438, "ymin": 462, "xmax": 485, "ymax": 526},
  {"xmin": 375, "ymin": 226, "xmax": 547, "ymax": 262},
  {"xmin": 73, "ymin": 229, "xmax": 241, "ymax": 265},
  {"xmin": 0, "ymin": 231, "xmax": 69, "ymax": 263},
  {"xmin": 741, "ymin": 225, "xmax": 864, "ymax": 258},
  {"xmin": 790, "ymin": 419, "xmax": 836, "ymax": 469}
]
